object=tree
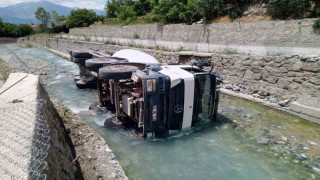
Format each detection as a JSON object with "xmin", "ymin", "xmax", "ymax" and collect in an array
[
  {"xmin": 51, "ymin": 10, "xmax": 59, "ymax": 23},
  {"xmin": 267, "ymin": 0, "xmax": 313, "ymax": 19},
  {"xmin": 67, "ymin": 9, "xmax": 98, "ymax": 28},
  {"xmin": 50, "ymin": 11, "xmax": 68, "ymax": 33},
  {"xmin": 152, "ymin": 0, "xmax": 187, "ymax": 23},
  {"xmin": 35, "ymin": 7, "xmax": 51, "ymax": 32},
  {"xmin": 179, "ymin": 0, "xmax": 202, "ymax": 23},
  {"xmin": 134, "ymin": 0, "xmax": 152, "ymax": 16},
  {"xmin": 16, "ymin": 24, "xmax": 34, "ymax": 36},
  {"xmin": 116, "ymin": 6, "xmax": 136, "ymax": 21},
  {"xmin": 0, "ymin": 18, "xmax": 4, "ymax": 36},
  {"xmin": 2, "ymin": 23, "xmax": 17, "ymax": 37}
]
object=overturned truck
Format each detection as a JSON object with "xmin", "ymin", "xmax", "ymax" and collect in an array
[{"xmin": 70, "ymin": 49, "xmax": 223, "ymax": 137}]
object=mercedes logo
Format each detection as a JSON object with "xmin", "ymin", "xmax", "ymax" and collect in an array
[{"xmin": 174, "ymin": 105, "xmax": 183, "ymax": 113}]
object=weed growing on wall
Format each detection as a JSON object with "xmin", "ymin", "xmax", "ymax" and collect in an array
[
  {"xmin": 133, "ymin": 33, "xmax": 140, "ymax": 39},
  {"xmin": 0, "ymin": 59, "xmax": 10, "ymax": 81},
  {"xmin": 313, "ymin": 19, "xmax": 320, "ymax": 34},
  {"xmin": 176, "ymin": 46, "xmax": 185, "ymax": 52}
]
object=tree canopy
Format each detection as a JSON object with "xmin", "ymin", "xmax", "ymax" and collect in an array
[
  {"xmin": 104, "ymin": 0, "xmax": 320, "ymax": 24},
  {"xmin": 35, "ymin": 7, "xmax": 51, "ymax": 32},
  {"xmin": 66, "ymin": 9, "xmax": 99, "ymax": 28},
  {"xmin": 0, "ymin": 17, "xmax": 34, "ymax": 37}
]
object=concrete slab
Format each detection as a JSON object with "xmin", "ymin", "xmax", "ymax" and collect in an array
[
  {"xmin": 175, "ymin": 51, "xmax": 193, "ymax": 56},
  {"xmin": 0, "ymin": 73, "xmax": 38, "ymax": 105},
  {"xmin": 0, "ymin": 73, "xmax": 39, "ymax": 179},
  {"xmin": 193, "ymin": 52, "xmax": 213, "ymax": 57},
  {"xmin": 290, "ymin": 101, "xmax": 320, "ymax": 119}
]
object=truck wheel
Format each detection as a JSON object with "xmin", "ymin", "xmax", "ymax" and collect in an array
[
  {"xmin": 75, "ymin": 79, "xmax": 96, "ymax": 89},
  {"xmin": 73, "ymin": 57, "xmax": 90, "ymax": 64},
  {"xmin": 99, "ymin": 65, "xmax": 138, "ymax": 80},
  {"xmin": 72, "ymin": 51, "xmax": 92, "ymax": 58},
  {"xmin": 85, "ymin": 58, "xmax": 119, "ymax": 71}
]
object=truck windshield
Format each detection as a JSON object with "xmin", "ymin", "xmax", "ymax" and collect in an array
[{"xmin": 192, "ymin": 74, "xmax": 214, "ymax": 123}]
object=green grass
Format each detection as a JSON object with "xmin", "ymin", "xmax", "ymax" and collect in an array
[
  {"xmin": 0, "ymin": 59, "xmax": 11, "ymax": 81},
  {"xmin": 26, "ymin": 44, "xmax": 32, "ymax": 48},
  {"xmin": 219, "ymin": 49, "xmax": 240, "ymax": 55},
  {"xmin": 155, "ymin": 56, "xmax": 162, "ymax": 63},
  {"xmin": 176, "ymin": 46, "xmax": 185, "ymax": 52},
  {"xmin": 102, "ymin": 15, "xmax": 156, "ymax": 26},
  {"xmin": 133, "ymin": 32, "xmax": 140, "ymax": 39}
]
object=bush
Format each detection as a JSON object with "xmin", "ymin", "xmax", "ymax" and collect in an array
[
  {"xmin": 313, "ymin": 19, "xmax": 320, "ymax": 32},
  {"xmin": 133, "ymin": 32, "xmax": 140, "ymax": 39},
  {"xmin": 67, "ymin": 9, "xmax": 99, "ymax": 28},
  {"xmin": 134, "ymin": 0, "xmax": 152, "ymax": 16},
  {"xmin": 152, "ymin": 0, "xmax": 186, "ymax": 23},
  {"xmin": 179, "ymin": 0, "xmax": 202, "ymax": 23},
  {"xmin": 16, "ymin": 24, "xmax": 34, "ymax": 36},
  {"xmin": 267, "ymin": 0, "xmax": 313, "ymax": 19},
  {"xmin": 116, "ymin": 6, "xmax": 136, "ymax": 21},
  {"xmin": 106, "ymin": 0, "xmax": 120, "ymax": 18}
]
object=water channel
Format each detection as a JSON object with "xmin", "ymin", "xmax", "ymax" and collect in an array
[{"xmin": 1, "ymin": 44, "xmax": 317, "ymax": 180}]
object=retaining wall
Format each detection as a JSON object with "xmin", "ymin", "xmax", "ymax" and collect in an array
[
  {"xmin": 68, "ymin": 19, "xmax": 320, "ymax": 48},
  {"xmin": 0, "ymin": 37, "xmax": 17, "ymax": 44},
  {"xmin": 0, "ymin": 73, "xmax": 77, "ymax": 179}
]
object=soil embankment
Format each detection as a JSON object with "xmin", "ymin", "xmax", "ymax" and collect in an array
[{"xmin": 49, "ymin": 93, "xmax": 128, "ymax": 180}]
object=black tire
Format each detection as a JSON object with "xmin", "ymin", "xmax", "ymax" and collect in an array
[
  {"xmin": 99, "ymin": 65, "xmax": 139, "ymax": 80},
  {"xmin": 72, "ymin": 51, "xmax": 92, "ymax": 58},
  {"xmin": 75, "ymin": 79, "xmax": 97, "ymax": 89},
  {"xmin": 73, "ymin": 57, "xmax": 90, "ymax": 64},
  {"xmin": 74, "ymin": 75, "xmax": 81, "ymax": 82},
  {"xmin": 85, "ymin": 58, "xmax": 119, "ymax": 71}
]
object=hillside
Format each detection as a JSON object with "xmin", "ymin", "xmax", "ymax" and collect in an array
[{"xmin": 0, "ymin": 1, "xmax": 104, "ymax": 24}]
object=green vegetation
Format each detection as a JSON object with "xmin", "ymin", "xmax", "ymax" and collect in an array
[
  {"xmin": 313, "ymin": 19, "xmax": 320, "ymax": 31},
  {"xmin": 176, "ymin": 46, "xmax": 185, "ymax": 52},
  {"xmin": 35, "ymin": 7, "xmax": 51, "ymax": 32},
  {"xmin": 51, "ymin": 10, "xmax": 68, "ymax": 33},
  {"xmin": 0, "ymin": 59, "xmax": 10, "ymax": 81},
  {"xmin": 267, "ymin": 0, "xmax": 317, "ymax": 19},
  {"xmin": 219, "ymin": 49, "xmax": 240, "ymax": 55},
  {"xmin": 33, "ymin": 7, "xmax": 101, "ymax": 34},
  {"xmin": 103, "ymin": 0, "xmax": 320, "ymax": 25},
  {"xmin": 26, "ymin": 44, "xmax": 33, "ymax": 48},
  {"xmin": 133, "ymin": 32, "xmax": 140, "ymax": 39},
  {"xmin": 67, "ymin": 9, "xmax": 101, "ymax": 28},
  {"xmin": 0, "ymin": 18, "xmax": 34, "ymax": 37}
]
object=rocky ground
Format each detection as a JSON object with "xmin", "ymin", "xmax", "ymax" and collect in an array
[
  {"xmin": 222, "ymin": 81, "xmax": 291, "ymax": 107},
  {"xmin": 220, "ymin": 95, "xmax": 320, "ymax": 178}
]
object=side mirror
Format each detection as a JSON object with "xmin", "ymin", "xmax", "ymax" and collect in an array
[{"xmin": 190, "ymin": 60, "xmax": 213, "ymax": 69}]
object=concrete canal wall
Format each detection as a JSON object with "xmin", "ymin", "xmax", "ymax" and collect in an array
[
  {"xmin": 0, "ymin": 37, "xmax": 17, "ymax": 44},
  {"xmin": 69, "ymin": 19, "xmax": 320, "ymax": 48},
  {"xmin": 0, "ymin": 72, "xmax": 128, "ymax": 179},
  {"xmin": 63, "ymin": 19, "xmax": 320, "ymax": 56},
  {"xmin": 0, "ymin": 73, "xmax": 77, "ymax": 179}
]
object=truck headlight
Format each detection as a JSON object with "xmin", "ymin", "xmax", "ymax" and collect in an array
[
  {"xmin": 152, "ymin": 105, "xmax": 157, "ymax": 121},
  {"xmin": 146, "ymin": 79, "xmax": 156, "ymax": 92}
]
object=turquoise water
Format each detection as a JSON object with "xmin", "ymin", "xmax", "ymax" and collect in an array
[{"xmin": 4, "ymin": 45, "xmax": 313, "ymax": 180}]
